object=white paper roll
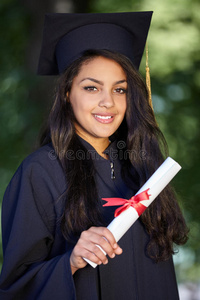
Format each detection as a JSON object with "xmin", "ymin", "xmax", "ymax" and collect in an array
[{"xmin": 84, "ymin": 157, "xmax": 181, "ymax": 268}]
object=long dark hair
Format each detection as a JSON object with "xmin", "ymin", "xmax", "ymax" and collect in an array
[{"xmin": 41, "ymin": 49, "xmax": 188, "ymax": 261}]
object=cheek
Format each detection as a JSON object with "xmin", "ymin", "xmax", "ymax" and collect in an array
[
  {"xmin": 72, "ymin": 93, "xmax": 97, "ymax": 111},
  {"xmin": 72, "ymin": 102, "xmax": 91, "ymax": 116},
  {"xmin": 70, "ymin": 96, "xmax": 93, "ymax": 121},
  {"xmin": 119, "ymin": 98, "xmax": 127, "ymax": 116},
  {"xmin": 69, "ymin": 94, "xmax": 81, "ymax": 113}
]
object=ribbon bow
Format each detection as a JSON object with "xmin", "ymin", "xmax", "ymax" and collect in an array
[{"xmin": 102, "ymin": 189, "xmax": 150, "ymax": 217}]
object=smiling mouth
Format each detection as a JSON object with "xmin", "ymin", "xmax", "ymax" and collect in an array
[
  {"xmin": 93, "ymin": 114, "xmax": 115, "ymax": 124},
  {"xmin": 95, "ymin": 115, "xmax": 112, "ymax": 119}
]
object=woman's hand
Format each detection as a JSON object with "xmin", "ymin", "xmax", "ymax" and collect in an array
[{"xmin": 70, "ymin": 226, "xmax": 123, "ymax": 274}]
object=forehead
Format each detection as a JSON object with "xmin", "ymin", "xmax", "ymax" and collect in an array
[{"xmin": 77, "ymin": 56, "xmax": 126, "ymax": 78}]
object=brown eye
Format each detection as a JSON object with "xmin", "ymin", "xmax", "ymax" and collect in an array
[
  {"xmin": 113, "ymin": 88, "xmax": 127, "ymax": 94},
  {"xmin": 84, "ymin": 86, "xmax": 98, "ymax": 92}
]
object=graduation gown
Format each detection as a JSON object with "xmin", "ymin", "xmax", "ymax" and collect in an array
[{"xmin": 0, "ymin": 139, "xmax": 180, "ymax": 300}]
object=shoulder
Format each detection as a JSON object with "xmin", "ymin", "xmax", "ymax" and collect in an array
[
  {"xmin": 6, "ymin": 143, "xmax": 66, "ymax": 198},
  {"xmin": 22, "ymin": 143, "xmax": 60, "ymax": 171}
]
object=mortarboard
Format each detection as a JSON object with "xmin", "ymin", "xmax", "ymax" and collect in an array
[{"xmin": 37, "ymin": 12, "xmax": 153, "ymax": 75}]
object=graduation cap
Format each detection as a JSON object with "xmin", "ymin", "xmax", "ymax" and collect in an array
[{"xmin": 37, "ymin": 12, "xmax": 153, "ymax": 75}]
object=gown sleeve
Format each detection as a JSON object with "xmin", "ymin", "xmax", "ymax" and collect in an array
[{"xmin": 0, "ymin": 151, "xmax": 76, "ymax": 300}]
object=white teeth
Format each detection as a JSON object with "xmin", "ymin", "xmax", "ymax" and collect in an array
[{"xmin": 95, "ymin": 115, "xmax": 112, "ymax": 119}]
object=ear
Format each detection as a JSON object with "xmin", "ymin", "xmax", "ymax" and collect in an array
[{"xmin": 66, "ymin": 91, "xmax": 70, "ymax": 102}]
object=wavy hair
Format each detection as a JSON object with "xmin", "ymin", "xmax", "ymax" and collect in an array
[{"xmin": 40, "ymin": 49, "xmax": 188, "ymax": 261}]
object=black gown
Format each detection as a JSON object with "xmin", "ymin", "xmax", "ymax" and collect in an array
[{"xmin": 0, "ymin": 139, "xmax": 180, "ymax": 300}]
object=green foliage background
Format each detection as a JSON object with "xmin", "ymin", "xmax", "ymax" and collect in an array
[{"xmin": 0, "ymin": 0, "xmax": 199, "ymax": 284}]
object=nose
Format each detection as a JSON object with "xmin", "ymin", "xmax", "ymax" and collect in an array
[{"xmin": 98, "ymin": 90, "xmax": 114, "ymax": 108}]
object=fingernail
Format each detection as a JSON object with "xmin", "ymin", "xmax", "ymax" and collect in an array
[
  {"xmin": 111, "ymin": 253, "xmax": 115, "ymax": 258},
  {"xmin": 113, "ymin": 243, "xmax": 117, "ymax": 249}
]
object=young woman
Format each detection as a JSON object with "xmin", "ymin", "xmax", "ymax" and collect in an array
[{"xmin": 0, "ymin": 12, "xmax": 188, "ymax": 300}]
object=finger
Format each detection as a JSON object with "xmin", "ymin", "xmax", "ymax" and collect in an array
[
  {"xmin": 88, "ymin": 227, "xmax": 117, "ymax": 248},
  {"xmin": 89, "ymin": 227, "xmax": 123, "ymax": 258},
  {"xmin": 114, "ymin": 246, "xmax": 123, "ymax": 255},
  {"xmin": 74, "ymin": 237, "xmax": 108, "ymax": 264},
  {"xmin": 80, "ymin": 230, "xmax": 115, "ymax": 259},
  {"xmin": 79, "ymin": 239, "xmax": 109, "ymax": 264},
  {"xmin": 71, "ymin": 244, "xmax": 103, "ymax": 266},
  {"xmin": 82, "ymin": 250, "xmax": 104, "ymax": 265}
]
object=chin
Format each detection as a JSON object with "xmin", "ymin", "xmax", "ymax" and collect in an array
[
  {"xmin": 94, "ymin": 131, "xmax": 116, "ymax": 138},
  {"xmin": 93, "ymin": 125, "xmax": 119, "ymax": 136}
]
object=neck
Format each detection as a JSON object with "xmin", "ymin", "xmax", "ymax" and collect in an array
[{"xmin": 76, "ymin": 132, "xmax": 110, "ymax": 159}]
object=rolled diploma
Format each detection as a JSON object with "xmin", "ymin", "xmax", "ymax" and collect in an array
[{"xmin": 84, "ymin": 157, "xmax": 181, "ymax": 268}]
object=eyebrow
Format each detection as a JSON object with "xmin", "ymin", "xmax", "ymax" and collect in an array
[{"xmin": 80, "ymin": 77, "xmax": 127, "ymax": 85}]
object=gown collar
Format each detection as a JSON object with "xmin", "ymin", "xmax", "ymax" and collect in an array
[{"xmin": 77, "ymin": 135, "xmax": 118, "ymax": 161}]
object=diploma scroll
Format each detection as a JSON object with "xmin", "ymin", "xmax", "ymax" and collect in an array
[{"xmin": 84, "ymin": 157, "xmax": 181, "ymax": 268}]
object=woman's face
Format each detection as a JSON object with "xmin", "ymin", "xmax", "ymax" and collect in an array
[{"xmin": 69, "ymin": 56, "xmax": 127, "ymax": 142}]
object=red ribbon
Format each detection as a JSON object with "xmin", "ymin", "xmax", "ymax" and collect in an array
[{"xmin": 102, "ymin": 189, "xmax": 150, "ymax": 217}]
